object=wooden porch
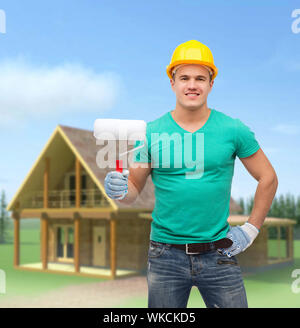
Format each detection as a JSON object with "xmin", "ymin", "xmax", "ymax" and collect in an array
[
  {"xmin": 11, "ymin": 157, "xmax": 123, "ymax": 279},
  {"xmin": 16, "ymin": 262, "xmax": 139, "ymax": 280}
]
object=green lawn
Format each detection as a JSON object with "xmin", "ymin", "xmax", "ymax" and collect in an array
[
  {"xmin": 1, "ymin": 226, "xmax": 300, "ymax": 307},
  {"xmin": 0, "ymin": 228, "xmax": 107, "ymax": 299}
]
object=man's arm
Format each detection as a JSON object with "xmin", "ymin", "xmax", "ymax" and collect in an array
[
  {"xmin": 239, "ymin": 148, "xmax": 278, "ymax": 230},
  {"xmin": 117, "ymin": 163, "xmax": 152, "ymax": 205},
  {"xmin": 219, "ymin": 148, "xmax": 278, "ymax": 257}
]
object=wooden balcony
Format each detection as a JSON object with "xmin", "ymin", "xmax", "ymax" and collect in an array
[{"xmin": 23, "ymin": 189, "xmax": 110, "ymax": 209}]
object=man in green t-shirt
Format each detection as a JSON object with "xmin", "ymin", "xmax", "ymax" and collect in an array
[{"xmin": 104, "ymin": 40, "xmax": 278, "ymax": 308}]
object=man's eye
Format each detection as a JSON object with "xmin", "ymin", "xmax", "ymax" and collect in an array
[{"xmin": 181, "ymin": 78, "xmax": 205, "ymax": 81}]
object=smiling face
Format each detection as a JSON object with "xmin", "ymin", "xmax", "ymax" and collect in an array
[{"xmin": 170, "ymin": 64, "xmax": 214, "ymax": 111}]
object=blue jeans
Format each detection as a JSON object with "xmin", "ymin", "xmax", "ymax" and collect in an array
[{"xmin": 147, "ymin": 240, "xmax": 248, "ymax": 308}]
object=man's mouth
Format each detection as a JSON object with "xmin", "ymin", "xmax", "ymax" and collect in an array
[{"xmin": 185, "ymin": 93, "xmax": 200, "ymax": 98}]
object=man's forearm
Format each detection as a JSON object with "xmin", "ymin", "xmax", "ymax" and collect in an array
[
  {"xmin": 247, "ymin": 175, "xmax": 278, "ymax": 230},
  {"xmin": 116, "ymin": 178, "xmax": 140, "ymax": 205}
]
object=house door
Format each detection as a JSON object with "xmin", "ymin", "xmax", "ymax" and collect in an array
[
  {"xmin": 56, "ymin": 226, "xmax": 74, "ymax": 262},
  {"xmin": 93, "ymin": 226, "xmax": 106, "ymax": 267}
]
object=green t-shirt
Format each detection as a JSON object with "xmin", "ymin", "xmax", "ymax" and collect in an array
[{"xmin": 133, "ymin": 108, "xmax": 260, "ymax": 244}]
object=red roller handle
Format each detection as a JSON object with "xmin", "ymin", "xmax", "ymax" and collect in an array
[{"xmin": 116, "ymin": 159, "xmax": 123, "ymax": 173}]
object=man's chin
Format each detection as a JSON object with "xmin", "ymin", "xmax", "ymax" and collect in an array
[{"xmin": 182, "ymin": 103, "xmax": 205, "ymax": 111}]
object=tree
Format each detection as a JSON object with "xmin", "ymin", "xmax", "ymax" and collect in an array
[
  {"xmin": 238, "ymin": 197, "xmax": 245, "ymax": 214},
  {"xmin": 240, "ymin": 193, "xmax": 300, "ymax": 229},
  {"xmin": 0, "ymin": 190, "xmax": 10, "ymax": 244},
  {"xmin": 246, "ymin": 195, "xmax": 254, "ymax": 215},
  {"xmin": 295, "ymin": 195, "xmax": 300, "ymax": 225},
  {"xmin": 285, "ymin": 192, "xmax": 296, "ymax": 219},
  {"xmin": 278, "ymin": 194, "xmax": 286, "ymax": 218},
  {"xmin": 268, "ymin": 196, "xmax": 280, "ymax": 217}
]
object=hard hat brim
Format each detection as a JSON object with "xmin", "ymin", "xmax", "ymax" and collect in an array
[{"xmin": 166, "ymin": 60, "xmax": 218, "ymax": 80}]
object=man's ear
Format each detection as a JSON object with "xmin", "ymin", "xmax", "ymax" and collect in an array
[
  {"xmin": 207, "ymin": 79, "xmax": 214, "ymax": 94},
  {"xmin": 170, "ymin": 78, "xmax": 175, "ymax": 91}
]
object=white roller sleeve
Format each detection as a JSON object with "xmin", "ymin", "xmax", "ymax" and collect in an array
[{"xmin": 94, "ymin": 119, "xmax": 146, "ymax": 141}]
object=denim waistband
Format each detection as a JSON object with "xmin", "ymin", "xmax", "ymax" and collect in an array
[{"xmin": 150, "ymin": 240, "xmax": 218, "ymax": 251}]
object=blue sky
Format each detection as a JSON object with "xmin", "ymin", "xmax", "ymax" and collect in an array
[{"xmin": 1, "ymin": 0, "xmax": 300, "ymax": 207}]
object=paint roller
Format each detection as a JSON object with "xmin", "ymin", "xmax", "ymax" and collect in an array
[{"xmin": 93, "ymin": 118, "xmax": 147, "ymax": 173}]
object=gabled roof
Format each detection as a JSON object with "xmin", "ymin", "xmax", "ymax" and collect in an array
[
  {"xmin": 6, "ymin": 124, "xmax": 154, "ymax": 212},
  {"xmin": 58, "ymin": 124, "xmax": 155, "ymax": 210},
  {"xmin": 7, "ymin": 124, "xmax": 241, "ymax": 213}
]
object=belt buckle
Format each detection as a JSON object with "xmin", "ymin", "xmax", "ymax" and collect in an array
[{"xmin": 185, "ymin": 244, "xmax": 200, "ymax": 255}]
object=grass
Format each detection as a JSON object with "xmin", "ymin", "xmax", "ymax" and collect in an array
[
  {"xmin": 1, "ymin": 225, "xmax": 300, "ymax": 307},
  {"xmin": 0, "ymin": 227, "xmax": 107, "ymax": 300}
]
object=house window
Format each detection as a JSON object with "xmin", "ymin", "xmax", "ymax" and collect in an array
[
  {"xmin": 56, "ymin": 226, "xmax": 74, "ymax": 261},
  {"xmin": 67, "ymin": 227, "xmax": 74, "ymax": 258},
  {"xmin": 81, "ymin": 175, "xmax": 87, "ymax": 205},
  {"xmin": 57, "ymin": 227, "xmax": 64, "ymax": 258},
  {"xmin": 69, "ymin": 174, "xmax": 87, "ymax": 206},
  {"xmin": 69, "ymin": 176, "xmax": 75, "ymax": 206}
]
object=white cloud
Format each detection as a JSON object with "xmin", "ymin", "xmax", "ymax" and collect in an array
[
  {"xmin": 271, "ymin": 124, "xmax": 300, "ymax": 135},
  {"xmin": 0, "ymin": 57, "xmax": 122, "ymax": 127}
]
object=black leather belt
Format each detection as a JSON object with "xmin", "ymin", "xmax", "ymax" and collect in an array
[{"xmin": 169, "ymin": 238, "xmax": 233, "ymax": 254}]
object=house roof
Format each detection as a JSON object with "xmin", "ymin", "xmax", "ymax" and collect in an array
[
  {"xmin": 227, "ymin": 215, "xmax": 296, "ymax": 225},
  {"xmin": 7, "ymin": 124, "xmax": 242, "ymax": 213},
  {"xmin": 58, "ymin": 124, "xmax": 155, "ymax": 210},
  {"xmin": 139, "ymin": 213, "xmax": 297, "ymax": 226}
]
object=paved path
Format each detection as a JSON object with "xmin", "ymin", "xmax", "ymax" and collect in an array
[{"xmin": 0, "ymin": 276, "xmax": 148, "ymax": 308}]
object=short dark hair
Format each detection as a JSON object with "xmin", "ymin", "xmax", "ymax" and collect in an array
[{"xmin": 172, "ymin": 67, "xmax": 213, "ymax": 83}]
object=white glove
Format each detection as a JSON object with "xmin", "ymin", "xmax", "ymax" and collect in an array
[
  {"xmin": 104, "ymin": 169, "xmax": 129, "ymax": 200},
  {"xmin": 218, "ymin": 222, "xmax": 259, "ymax": 257}
]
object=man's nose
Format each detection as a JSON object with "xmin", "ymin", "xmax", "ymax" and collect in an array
[{"xmin": 187, "ymin": 79, "xmax": 197, "ymax": 89}]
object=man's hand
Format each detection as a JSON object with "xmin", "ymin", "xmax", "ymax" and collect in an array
[
  {"xmin": 104, "ymin": 170, "xmax": 129, "ymax": 200},
  {"xmin": 218, "ymin": 222, "xmax": 259, "ymax": 258}
]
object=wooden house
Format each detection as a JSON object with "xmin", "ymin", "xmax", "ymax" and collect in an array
[{"xmin": 6, "ymin": 125, "xmax": 296, "ymax": 279}]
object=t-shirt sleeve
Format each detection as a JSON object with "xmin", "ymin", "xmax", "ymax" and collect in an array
[
  {"xmin": 133, "ymin": 122, "xmax": 152, "ymax": 163},
  {"xmin": 235, "ymin": 118, "xmax": 260, "ymax": 158},
  {"xmin": 132, "ymin": 138, "xmax": 151, "ymax": 163}
]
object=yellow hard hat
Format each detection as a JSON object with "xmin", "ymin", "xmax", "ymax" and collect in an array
[{"xmin": 166, "ymin": 40, "xmax": 218, "ymax": 80}]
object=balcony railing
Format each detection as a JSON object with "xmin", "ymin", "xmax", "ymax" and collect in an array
[{"xmin": 23, "ymin": 189, "xmax": 111, "ymax": 209}]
